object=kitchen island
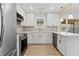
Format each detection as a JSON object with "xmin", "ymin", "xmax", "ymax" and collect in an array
[{"xmin": 53, "ymin": 32, "xmax": 79, "ymax": 56}]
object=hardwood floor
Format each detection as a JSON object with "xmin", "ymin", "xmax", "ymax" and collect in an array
[{"xmin": 24, "ymin": 44, "xmax": 62, "ymax": 56}]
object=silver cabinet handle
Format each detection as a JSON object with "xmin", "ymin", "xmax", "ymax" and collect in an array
[{"xmin": 0, "ymin": 8, "xmax": 1, "ymax": 41}]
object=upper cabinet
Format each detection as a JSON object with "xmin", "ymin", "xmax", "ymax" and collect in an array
[
  {"xmin": 16, "ymin": 5, "xmax": 60, "ymax": 28},
  {"xmin": 16, "ymin": 5, "xmax": 26, "ymax": 26},
  {"xmin": 24, "ymin": 13, "xmax": 34, "ymax": 26},
  {"xmin": 46, "ymin": 13, "xmax": 59, "ymax": 26},
  {"xmin": 17, "ymin": 12, "xmax": 24, "ymax": 22}
]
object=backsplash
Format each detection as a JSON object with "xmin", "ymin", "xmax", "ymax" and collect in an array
[
  {"xmin": 22, "ymin": 26, "xmax": 58, "ymax": 32},
  {"xmin": 17, "ymin": 24, "xmax": 23, "ymax": 33}
]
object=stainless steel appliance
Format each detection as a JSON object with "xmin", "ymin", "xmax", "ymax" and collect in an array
[
  {"xmin": 0, "ymin": 3, "xmax": 17, "ymax": 56},
  {"xmin": 17, "ymin": 33, "xmax": 27, "ymax": 56},
  {"xmin": 17, "ymin": 12, "xmax": 24, "ymax": 22}
]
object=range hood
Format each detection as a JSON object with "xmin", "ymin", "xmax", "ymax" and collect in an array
[
  {"xmin": 37, "ymin": 19, "xmax": 44, "ymax": 24},
  {"xmin": 17, "ymin": 12, "xmax": 24, "ymax": 22}
]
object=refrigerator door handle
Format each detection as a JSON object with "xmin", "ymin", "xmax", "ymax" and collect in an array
[
  {"xmin": 0, "ymin": 8, "xmax": 1, "ymax": 41},
  {"xmin": 0, "ymin": 7, "xmax": 4, "ymax": 47}
]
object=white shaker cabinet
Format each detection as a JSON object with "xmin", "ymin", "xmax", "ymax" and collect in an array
[
  {"xmin": 28, "ymin": 32, "xmax": 52, "ymax": 44},
  {"xmin": 23, "ymin": 13, "xmax": 34, "ymax": 26},
  {"xmin": 17, "ymin": 5, "xmax": 26, "ymax": 26},
  {"xmin": 46, "ymin": 13, "xmax": 59, "ymax": 26},
  {"xmin": 57, "ymin": 35, "xmax": 67, "ymax": 55},
  {"xmin": 57, "ymin": 33, "xmax": 79, "ymax": 56}
]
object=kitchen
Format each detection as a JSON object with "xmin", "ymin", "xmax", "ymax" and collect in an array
[{"xmin": 16, "ymin": 3, "xmax": 79, "ymax": 56}]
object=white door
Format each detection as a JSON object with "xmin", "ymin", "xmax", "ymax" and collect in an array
[{"xmin": 28, "ymin": 32, "xmax": 52, "ymax": 44}]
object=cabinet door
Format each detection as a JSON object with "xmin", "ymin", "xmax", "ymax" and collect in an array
[
  {"xmin": 25, "ymin": 13, "xmax": 34, "ymax": 26},
  {"xmin": 61, "ymin": 36, "xmax": 67, "ymax": 55},
  {"xmin": 47, "ymin": 13, "xmax": 59, "ymax": 26},
  {"xmin": 57, "ymin": 35, "xmax": 62, "ymax": 52},
  {"xmin": 57, "ymin": 35, "xmax": 67, "ymax": 55},
  {"xmin": 28, "ymin": 32, "xmax": 52, "ymax": 44}
]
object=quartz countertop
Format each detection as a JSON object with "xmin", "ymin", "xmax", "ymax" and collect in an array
[
  {"xmin": 53, "ymin": 32, "xmax": 79, "ymax": 36},
  {"xmin": 17, "ymin": 31, "xmax": 79, "ymax": 36}
]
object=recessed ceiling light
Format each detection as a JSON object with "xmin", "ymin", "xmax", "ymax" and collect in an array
[
  {"xmin": 49, "ymin": 7, "xmax": 54, "ymax": 9},
  {"xmin": 30, "ymin": 6, "xmax": 34, "ymax": 9}
]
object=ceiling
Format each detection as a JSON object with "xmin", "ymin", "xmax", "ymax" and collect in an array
[
  {"xmin": 17, "ymin": 3, "xmax": 69, "ymax": 14},
  {"xmin": 17, "ymin": 3, "xmax": 79, "ymax": 14},
  {"xmin": 69, "ymin": 3, "xmax": 79, "ymax": 14}
]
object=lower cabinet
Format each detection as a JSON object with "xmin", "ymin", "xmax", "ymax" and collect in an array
[
  {"xmin": 28, "ymin": 32, "xmax": 52, "ymax": 44},
  {"xmin": 53, "ymin": 33, "xmax": 57, "ymax": 49},
  {"xmin": 57, "ymin": 33, "xmax": 79, "ymax": 56},
  {"xmin": 57, "ymin": 35, "xmax": 67, "ymax": 55}
]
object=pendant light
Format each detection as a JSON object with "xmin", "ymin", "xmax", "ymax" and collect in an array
[
  {"xmin": 60, "ymin": 18, "xmax": 64, "ymax": 22},
  {"xmin": 68, "ymin": 14, "xmax": 74, "ymax": 19}
]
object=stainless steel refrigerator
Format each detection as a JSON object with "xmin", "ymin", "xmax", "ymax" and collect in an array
[{"xmin": 0, "ymin": 3, "xmax": 17, "ymax": 56}]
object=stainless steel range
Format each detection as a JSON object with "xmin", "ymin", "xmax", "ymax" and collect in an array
[{"xmin": 17, "ymin": 33, "xmax": 27, "ymax": 56}]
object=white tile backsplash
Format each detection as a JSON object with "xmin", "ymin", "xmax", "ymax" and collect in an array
[
  {"xmin": 22, "ymin": 26, "xmax": 58, "ymax": 32},
  {"xmin": 17, "ymin": 24, "xmax": 23, "ymax": 33}
]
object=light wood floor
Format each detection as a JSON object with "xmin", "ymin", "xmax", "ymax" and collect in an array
[{"xmin": 24, "ymin": 44, "xmax": 62, "ymax": 56}]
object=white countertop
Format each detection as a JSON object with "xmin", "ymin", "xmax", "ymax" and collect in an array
[
  {"xmin": 53, "ymin": 32, "xmax": 79, "ymax": 36},
  {"xmin": 17, "ymin": 31, "xmax": 79, "ymax": 36}
]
